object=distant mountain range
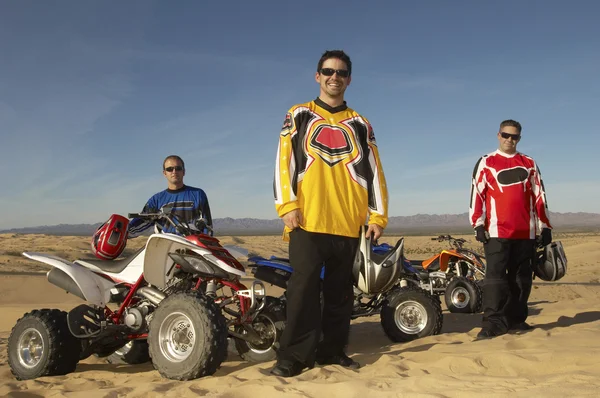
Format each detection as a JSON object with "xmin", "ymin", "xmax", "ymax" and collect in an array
[{"xmin": 1, "ymin": 212, "xmax": 598, "ymax": 236}]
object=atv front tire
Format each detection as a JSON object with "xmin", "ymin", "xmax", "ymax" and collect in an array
[
  {"xmin": 445, "ymin": 276, "xmax": 482, "ymax": 314},
  {"xmin": 7, "ymin": 309, "xmax": 81, "ymax": 380},
  {"xmin": 380, "ymin": 286, "xmax": 443, "ymax": 342},
  {"xmin": 148, "ymin": 292, "xmax": 227, "ymax": 380}
]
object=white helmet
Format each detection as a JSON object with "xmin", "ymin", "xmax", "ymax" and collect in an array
[
  {"xmin": 533, "ymin": 241, "xmax": 567, "ymax": 281},
  {"xmin": 352, "ymin": 225, "xmax": 405, "ymax": 294}
]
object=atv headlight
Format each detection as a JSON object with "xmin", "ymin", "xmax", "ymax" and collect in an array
[{"xmin": 168, "ymin": 253, "xmax": 229, "ymax": 279}]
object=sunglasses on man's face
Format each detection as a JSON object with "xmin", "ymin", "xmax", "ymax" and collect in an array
[
  {"xmin": 164, "ymin": 166, "xmax": 183, "ymax": 172},
  {"xmin": 500, "ymin": 132, "xmax": 521, "ymax": 141},
  {"xmin": 319, "ymin": 68, "xmax": 350, "ymax": 78}
]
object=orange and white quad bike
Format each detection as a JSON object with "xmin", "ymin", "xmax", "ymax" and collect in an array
[{"xmin": 403, "ymin": 235, "xmax": 486, "ymax": 313}]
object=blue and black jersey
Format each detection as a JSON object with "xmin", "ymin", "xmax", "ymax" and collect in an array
[{"xmin": 128, "ymin": 185, "xmax": 212, "ymax": 237}]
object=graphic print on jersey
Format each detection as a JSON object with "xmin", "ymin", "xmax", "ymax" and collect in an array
[
  {"xmin": 310, "ymin": 125, "xmax": 353, "ymax": 167},
  {"xmin": 497, "ymin": 167, "xmax": 529, "ymax": 186},
  {"xmin": 367, "ymin": 123, "xmax": 376, "ymax": 143},
  {"xmin": 160, "ymin": 201, "xmax": 197, "ymax": 224},
  {"xmin": 281, "ymin": 106, "xmax": 377, "ymax": 194}
]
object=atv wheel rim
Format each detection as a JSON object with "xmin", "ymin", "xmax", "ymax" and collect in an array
[
  {"xmin": 18, "ymin": 328, "xmax": 44, "ymax": 369},
  {"xmin": 450, "ymin": 287, "xmax": 470, "ymax": 309},
  {"xmin": 394, "ymin": 300, "xmax": 428, "ymax": 334},
  {"xmin": 247, "ymin": 314, "xmax": 276, "ymax": 353},
  {"xmin": 158, "ymin": 312, "xmax": 196, "ymax": 362}
]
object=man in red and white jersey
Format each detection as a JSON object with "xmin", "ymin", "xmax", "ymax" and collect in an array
[{"xmin": 469, "ymin": 119, "xmax": 552, "ymax": 339}]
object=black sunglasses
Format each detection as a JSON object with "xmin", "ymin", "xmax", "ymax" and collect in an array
[
  {"xmin": 164, "ymin": 166, "xmax": 184, "ymax": 172},
  {"xmin": 500, "ymin": 132, "xmax": 521, "ymax": 141},
  {"xmin": 319, "ymin": 68, "xmax": 350, "ymax": 78}
]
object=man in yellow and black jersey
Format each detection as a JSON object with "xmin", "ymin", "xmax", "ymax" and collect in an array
[{"xmin": 271, "ymin": 50, "xmax": 389, "ymax": 377}]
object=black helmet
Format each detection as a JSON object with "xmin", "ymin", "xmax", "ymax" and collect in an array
[{"xmin": 533, "ymin": 241, "xmax": 567, "ymax": 281}]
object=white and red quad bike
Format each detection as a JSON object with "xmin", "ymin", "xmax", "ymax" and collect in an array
[{"xmin": 7, "ymin": 212, "xmax": 284, "ymax": 381}]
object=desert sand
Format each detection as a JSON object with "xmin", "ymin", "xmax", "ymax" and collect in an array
[{"xmin": 1, "ymin": 231, "xmax": 599, "ymax": 397}]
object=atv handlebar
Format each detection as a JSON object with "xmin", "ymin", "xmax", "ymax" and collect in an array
[
  {"xmin": 128, "ymin": 212, "xmax": 212, "ymax": 236},
  {"xmin": 431, "ymin": 235, "xmax": 467, "ymax": 248},
  {"xmin": 128, "ymin": 212, "xmax": 161, "ymax": 219}
]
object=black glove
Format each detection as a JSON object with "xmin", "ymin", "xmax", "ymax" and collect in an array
[
  {"xmin": 540, "ymin": 228, "xmax": 552, "ymax": 247},
  {"xmin": 474, "ymin": 225, "xmax": 489, "ymax": 244}
]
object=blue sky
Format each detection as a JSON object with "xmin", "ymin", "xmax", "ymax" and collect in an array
[{"xmin": 1, "ymin": 1, "xmax": 599, "ymax": 229}]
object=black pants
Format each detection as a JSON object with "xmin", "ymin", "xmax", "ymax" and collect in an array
[
  {"xmin": 277, "ymin": 228, "xmax": 359, "ymax": 367},
  {"xmin": 482, "ymin": 238, "xmax": 535, "ymax": 333}
]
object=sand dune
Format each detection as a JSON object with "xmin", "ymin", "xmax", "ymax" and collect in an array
[{"xmin": 1, "ymin": 232, "xmax": 599, "ymax": 397}]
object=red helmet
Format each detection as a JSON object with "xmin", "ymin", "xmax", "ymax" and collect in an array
[{"xmin": 91, "ymin": 214, "xmax": 129, "ymax": 260}]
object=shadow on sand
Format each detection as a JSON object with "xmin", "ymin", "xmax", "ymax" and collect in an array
[
  {"xmin": 75, "ymin": 361, "xmax": 155, "ymax": 375},
  {"xmin": 534, "ymin": 281, "xmax": 600, "ymax": 286},
  {"xmin": 75, "ymin": 348, "xmax": 266, "ymax": 378},
  {"xmin": 537, "ymin": 311, "xmax": 600, "ymax": 331}
]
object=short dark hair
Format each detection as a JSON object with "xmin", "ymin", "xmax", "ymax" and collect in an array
[
  {"xmin": 163, "ymin": 155, "xmax": 185, "ymax": 170},
  {"xmin": 499, "ymin": 119, "xmax": 522, "ymax": 134},
  {"xmin": 317, "ymin": 50, "xmax": 352, "ymax": 76}
]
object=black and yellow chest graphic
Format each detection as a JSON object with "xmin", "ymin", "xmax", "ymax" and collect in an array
[
  {"xmin": 309, "ymin": 124, "xmax": 354, "ymax": 167},
  {"xmin": 284, "ymin": 102, "xmax": 373, "ymax": 192}
]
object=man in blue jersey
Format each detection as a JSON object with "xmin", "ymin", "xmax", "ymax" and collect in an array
[{"xmin": 128, "ymin": 155, "xmax": 213, "ymax": 237}]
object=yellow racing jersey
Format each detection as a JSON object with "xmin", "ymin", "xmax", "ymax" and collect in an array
[{"xmin": 274, "ymin": 98, "xmax": 388, "ymax": 239}]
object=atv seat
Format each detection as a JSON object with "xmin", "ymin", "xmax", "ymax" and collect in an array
[
  {"xmin": 410, "ymin": 259, "xmax": 440, "ymax": 272},
  {"xmin": 268, "ymin": 256, "xmax": 291, "ymax": 263},
  {"xmin": 75, "ymin": 247, "xmax": 144, "ymax": 274},
  {"xmin": 401, "ymin": 260, "xmax": 432, "ymax": 280}
]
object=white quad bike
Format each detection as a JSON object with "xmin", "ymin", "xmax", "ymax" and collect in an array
[{"xmin": 7, "ymin": 212, "xmax": 284, "ymax": 381}]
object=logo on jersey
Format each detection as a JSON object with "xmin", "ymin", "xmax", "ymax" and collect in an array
[
  {"xmin": 310, "ymin": 125, "xmax": 353, "ymax": 167},
  {"xmin": 281, "ymin": 112, "xmax": 293, "ymax": 134},
  {"xmin": 368, "ymin": 124, "xmax": 376, "ymax": 143},
  {"xmin": 497, "ymin": 167, "xmax": 529, "ymax": 186}
]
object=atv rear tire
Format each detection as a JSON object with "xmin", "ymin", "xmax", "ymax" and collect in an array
[
  {"xmin": 7, "ymin": 309, "xmax": 81, "ymax": 380},
  {"xmin": 234, "ymin": 300, "xmax": 285, "ymax": 362},
  {"xmin": 148, "ymin": 292, "xmax": 227, "ymax": 380},
  {"xmin": 107, "ymin": 340, "xmax": 150, "ymax": 365},
  {"xmin": 445, "ymin": 276, "xmax": 482, "ymax": 314},
  {"xmin": 380, "ymin": 286, "xmax": 443, "ymax": 342}
]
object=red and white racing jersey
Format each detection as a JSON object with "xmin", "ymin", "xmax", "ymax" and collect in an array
[{"xmin": 469, "ymin": 150, "xmax": 552, "ymax": 239}]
